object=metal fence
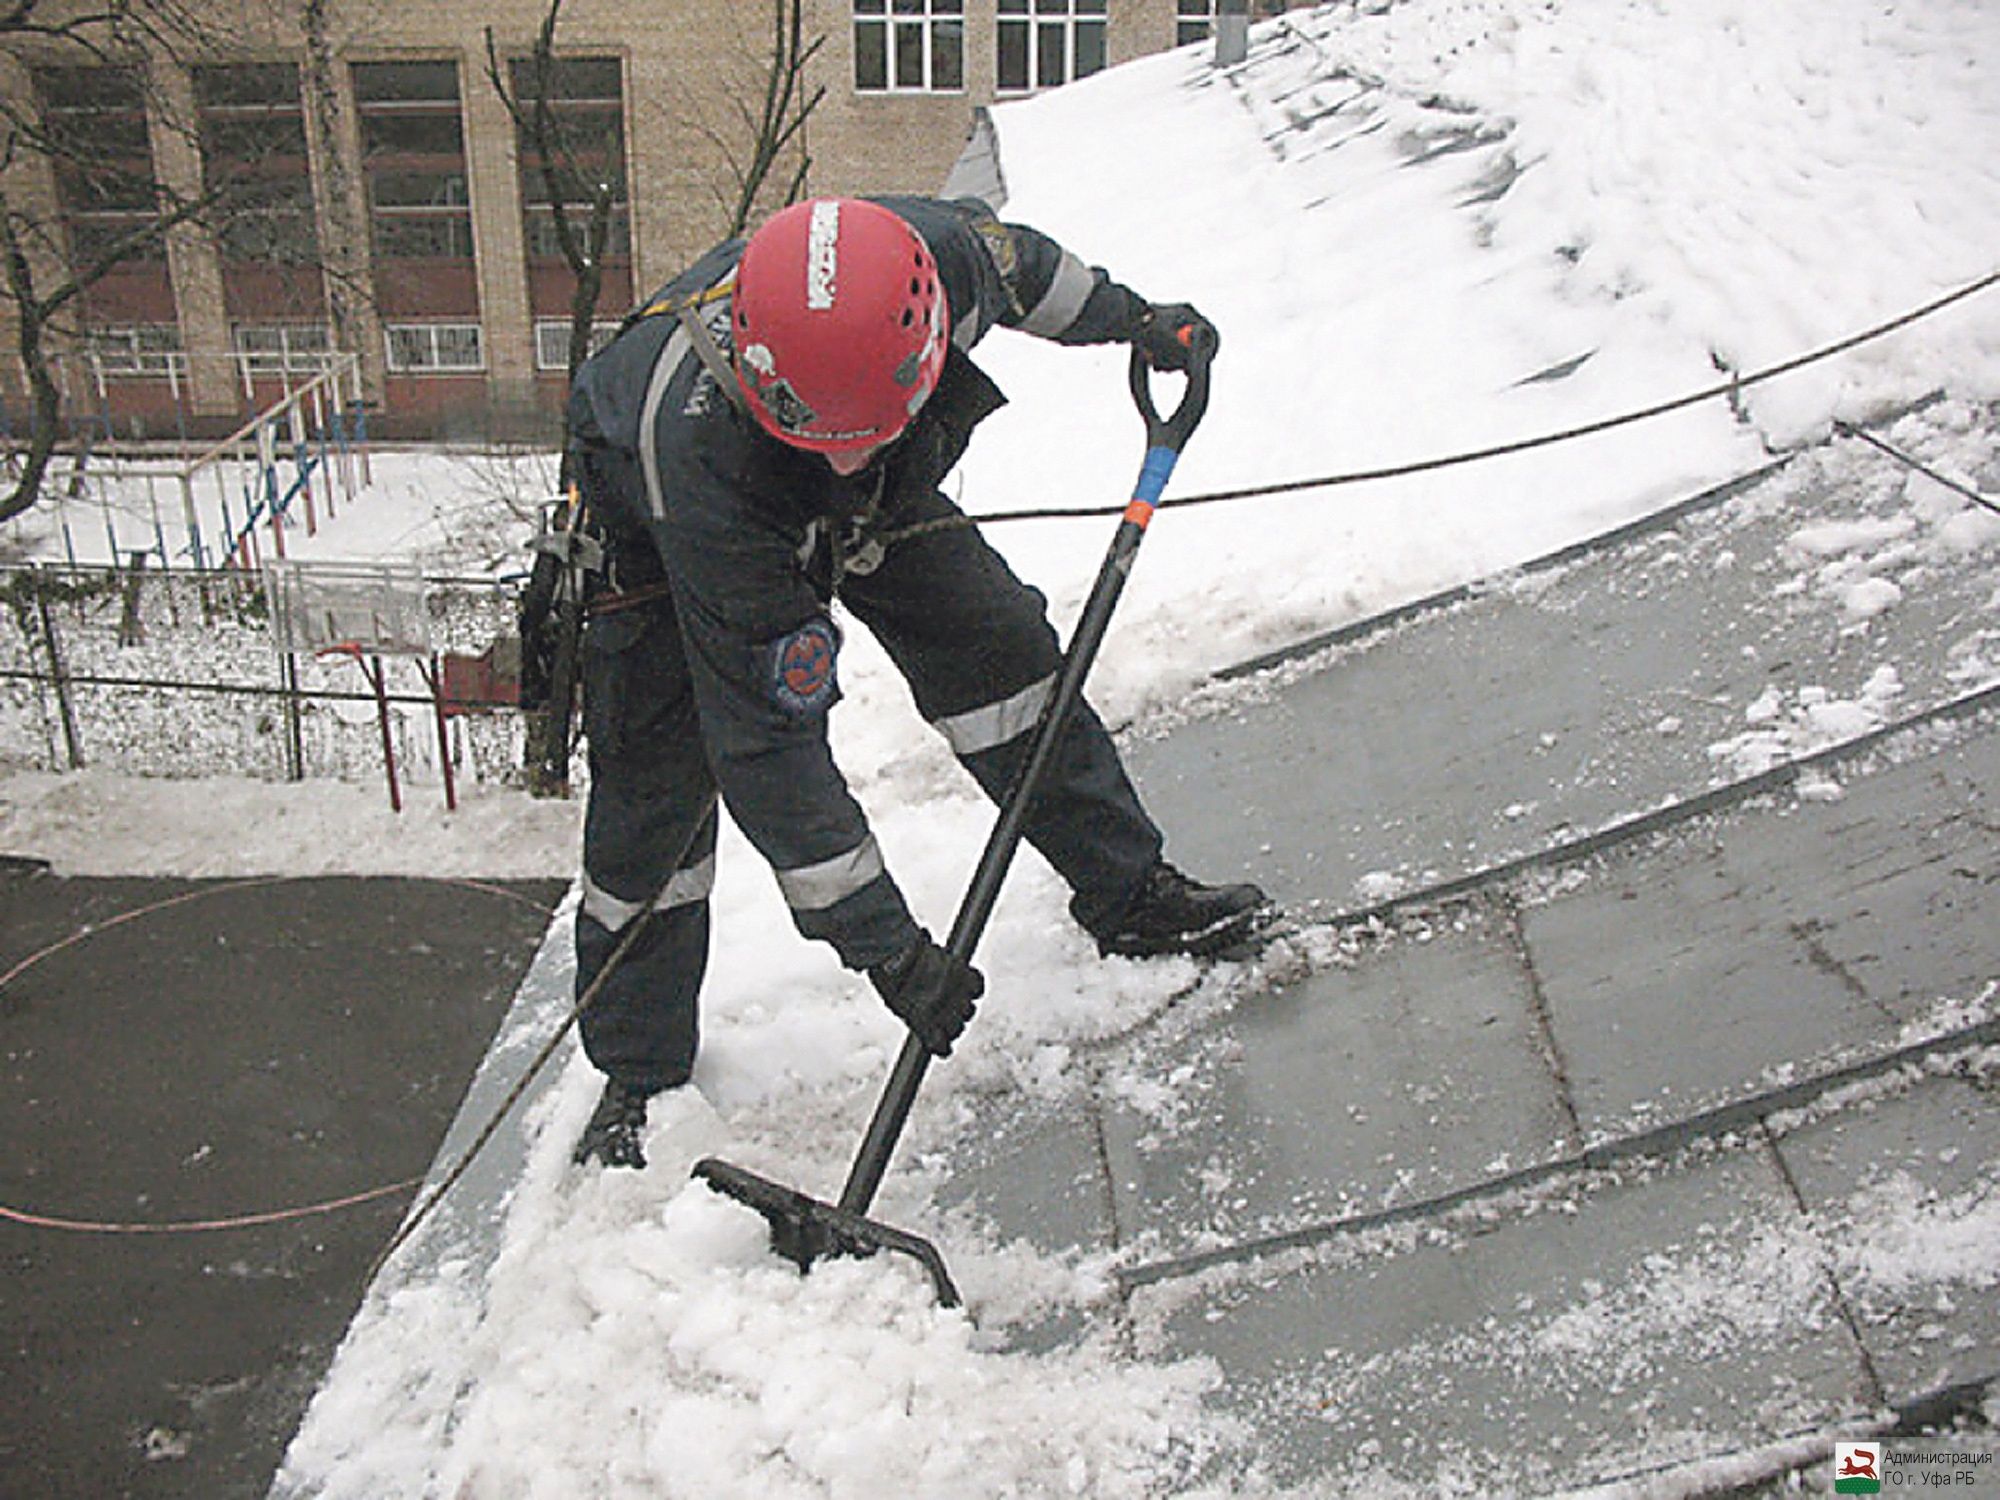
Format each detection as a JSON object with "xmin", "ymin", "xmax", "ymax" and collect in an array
[{"xmin": 0, "ymin": 561, "xmax": 534, "ymax": 798}]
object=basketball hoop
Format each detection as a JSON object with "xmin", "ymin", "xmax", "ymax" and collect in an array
[{"xmin": 265, "ymin": 560, "xmax": 431, "ymax": 659}]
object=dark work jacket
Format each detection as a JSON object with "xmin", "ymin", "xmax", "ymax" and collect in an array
[{"xmin": 566, "ymin": 196, "xmax": 1152, "ymax": 971}]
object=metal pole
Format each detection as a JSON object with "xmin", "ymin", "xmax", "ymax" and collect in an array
[
  {"xmin": 421, "ymin": 654, "xmax": 458, "ymax": 812},
  {"xmin": 146, "ymin": 469, "xmax": 168, "ymax": 571},
  {"xmin": 838, "ymin": 513, "xmax": 1151, "ymax": 1216},
  {"xmin": 180, "ymin": 471, "xmax": 206, "ymax": 572},
  {"xmin": 281, "ymin": 649, "xmax": 305, "ymax": 781},
  {"xmin": 34, "ymin": 577, "xmax": 84, "ymax": 770},
  {"xmin": 290, "ymin": 401, "xmax": 317, "ymax": 536},
  {"xmin": 367, "ymin": 654, "xmax": 402, "ymax": 813},
  {"xmin": 261, "ymin": 422, "xmax": 286, "ymax": 560},
  {"xmin": 1216, "ymin": 0, "xmax": 1249, "ymax": 67}
]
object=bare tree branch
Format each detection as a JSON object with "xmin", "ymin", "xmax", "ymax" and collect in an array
[
  {"xmin": 0, "ymin": 0, "xmax": 235, "ymax": 522},
  {"xmin": 723, "ymin": 0, "xmax": 824, "ymax": 238},
  {"xmin": 484, "ymin": 0, "xmax": 615, "ymax": 425}
]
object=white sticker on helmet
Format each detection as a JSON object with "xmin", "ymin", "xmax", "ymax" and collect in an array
[{"xmin": 806, "ymin": 200, "xmax": 841, "ymax": 311}]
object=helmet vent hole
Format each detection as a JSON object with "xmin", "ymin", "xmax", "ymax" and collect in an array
[{"xmin": 901, "ymin": 309, "xmax": 914, "ymax": 327}]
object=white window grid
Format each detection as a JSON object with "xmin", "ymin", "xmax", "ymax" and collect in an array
[
  {"xmin": 533, "ymin": 319, "xmax": 621, "ymax": 371},
  {"xmin": 997, "ymin": 0, "xmax": 1108, "ymax": 94},
  {"xmin": 385, "ymin": 322, "xmax": 485, "ymax": 373},
  {"xmin": 853, "ymin": 0, "xmax": 966, "ymax": 94},
  {"xmin": 87, "ymin": 325, "xmax": 185, "ymax": 377},
  {"xmin": 234, "ymin": 324, "xmax": 334, "ymax": 376},
  {"xmin": 1176, "ymin": 0, "xmax": 1217, "ymax": 47}
]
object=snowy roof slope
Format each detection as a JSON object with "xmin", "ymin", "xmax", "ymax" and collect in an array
[
  {"xmin": 954, "ymin": 0, "xmax": 2000, "ymax": 723},
  {"xmin": 239, "ymin": 4, "xmax": 2000, "ymax": 1496}
]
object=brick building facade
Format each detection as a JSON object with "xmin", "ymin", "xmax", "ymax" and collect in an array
[{"xmin": 0, "ymin": 1, "xmax": 1295, "ymax": 442}]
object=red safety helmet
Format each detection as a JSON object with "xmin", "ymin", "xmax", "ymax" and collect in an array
[{"xmin": 731, "ymin": 197, "xmax": 949, "ymax": 457}]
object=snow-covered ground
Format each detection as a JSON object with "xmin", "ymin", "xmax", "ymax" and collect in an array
[{"xmin": 4, "ymin": 1, "xmax": 1999, "ymax": 1495}]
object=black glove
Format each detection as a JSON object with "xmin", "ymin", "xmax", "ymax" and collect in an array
[
  {"xmin": 869, "ymin": 933, "xmax": 984, "ymax": 1058},
  {"xmin": 1135, "ymin": 303, "xmax": 1219, "ymax": 371}
]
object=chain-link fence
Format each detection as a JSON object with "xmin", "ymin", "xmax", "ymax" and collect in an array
[{"xmin": 0, "ymin": 562, "xmax": 537, "ymax": 796}]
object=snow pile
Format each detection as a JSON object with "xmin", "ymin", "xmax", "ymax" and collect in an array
[
  {"xmin": 288, "ymin": 1093, "xmax": 1237, "ymax": 1500},
  {"xmin": 1836, "ymin": 1171, "xmax": 2000, "ymax": 1300},
  {"xmin": 275, "ymin": 828, "xmax": 1271, "ymax": 1498},
  {"xmin": 1706, "ymin": 664, "xmax": 1905, "ymax": 780},
  {"xmin": 1777, "ymin": 406, "xmax": 2000, "ymax": 627}
]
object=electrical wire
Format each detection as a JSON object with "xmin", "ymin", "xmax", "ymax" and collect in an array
[{"xmin": 880, "ymin": 267, "xmax": 2000, "ymax": 544}]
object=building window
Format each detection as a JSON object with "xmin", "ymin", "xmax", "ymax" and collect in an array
[
  {"xmin": 997, "ymin": 0, "xmax": 1106, "ymax": 93},
  {"xmin": 195, "ymin": 64, "xmax": 320, "ymax": 266},
  {"xmin": 234, "ymin": 324, "xmax": 334, "ymax": 376},
  {"xmin": 385, "ymin": 322, "xmax": 485, "ymax": 373},
  {"xmin": 510, "ymin": 55, "xmax": 630, "ymax": 262},
  {"xmin": 353, "ymin": 60, "xmax": 474, "ymax": 264},
  {"xmin": 1176, "ymin": 0, "xmax": 1217, "ymax": 46},
  {"xmin": 87, "ymin": 325, "xmax": 185, "ymax": 377},
  {"xmin": 534, "ymin": 319, "xmax": 621, "ymax": 371},
  {"xmin": 854, "ymin": 1, "xmax": 965, "ymax": 93},
  {"xmin": 33, "ymin": 65, "xmax": 165, "ymax": 268}
]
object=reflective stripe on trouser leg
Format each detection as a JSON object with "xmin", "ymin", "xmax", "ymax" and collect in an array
[
  {"xmin": 575, "ymin": 806, "xmax": 716, "ymax": 1095},
  {"xmin": 579, "ymin": 853, "xmax": 717, "ymax": 932},
  {"xmin": 932, "ymin": 674, "xmax": 1055, "ymax": 757}
]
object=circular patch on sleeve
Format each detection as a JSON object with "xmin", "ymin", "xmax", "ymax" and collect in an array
[{"xmin": 771, "ymin": 619, "xmax": 839, "ymax": 714}]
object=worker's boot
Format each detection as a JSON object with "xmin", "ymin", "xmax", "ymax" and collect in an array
[
  {"xmin": 572, "ymin": 1078, "xmax": 655, "ymax": 1169},
  {"xmin": 1092, "ymin": 861, "xmax": 1272, "ymax": 959}
]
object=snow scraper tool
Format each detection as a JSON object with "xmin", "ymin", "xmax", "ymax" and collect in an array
[{"xmin": 696, "ymin": 339, "xmax": 1216, "ymax": 1309}]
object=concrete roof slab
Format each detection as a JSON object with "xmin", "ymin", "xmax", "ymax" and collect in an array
[
  {"xmin": 1129, "ymin": 1145, "xmax": 1873, "ymax": 1495},
  {"xmin": 1773, "ymin": 1077, "xmax": 2000, "ymax": 1405},
  {"xmin": 1096, "ymin": 911, "xmax": 1573, "ymax": 1263}
]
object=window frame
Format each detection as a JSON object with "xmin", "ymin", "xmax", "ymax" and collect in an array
[
  {"xmin": 533, "ymin": 318, "xmax": 621, "ymax": 371},
  {"xmin": 996, "ymin": 0, "xmax": 1108, "ymax": 95},
  {"xmin": 86, "ymin": 325, "xmax": 186, "ymax": 378},
  {"xmin": 233, "ymin": 323, "xmax": 335, "ymax": 377},
  {"xmin": 1176, "ymin": 0, "xmax": 1218, "ymax": 47},
  {"xmin": 853, "ymin": 0, "xmax": 966, "ymax": 95},
  {"xmin": 200, "ymin": 73, "xmax": 323, "ymax": 269},
  {"xmin": 35, "ymin": 64, "xmax": 167, "ymax": 269},
  {"xmin": 384, "ymin": 321, "xmax": 486, "ymax": 374},
  {"xmin": 509, "ymin": 53, "xmax": 631, "ymax": 264},
  {"xmin": 353, "ymin": 58, "xmax": 475, "ymax": 266}
]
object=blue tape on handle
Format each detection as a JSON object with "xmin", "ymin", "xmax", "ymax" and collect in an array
[{"xmin": 1130, "ymin": 446, "xmax": 1180, "ymax": 511}]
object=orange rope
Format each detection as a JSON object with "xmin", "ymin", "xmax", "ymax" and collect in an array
[
  {"xmin": 0, "ymin": 1178, "xmax": 421, "ymax": 1235},
  {"xmin": 0, "ymin": 874, "xmax": 559, "ymax": 1237}
]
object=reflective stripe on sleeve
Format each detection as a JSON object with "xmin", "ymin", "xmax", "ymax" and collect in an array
[
  {"xmin": 1018, "ymin": 251, "xmax": 1095, "ymax": 338},
  {"xmin": 773, "ymin": 836, "xmax": 887, "ymax": 912},
  {"xmin": 932, "ymin": 673, "xmax": 1055, "ymax": 757},
  {"xmin": 580, "ymin": 855, "xmax": 717, "ymax": 933}
]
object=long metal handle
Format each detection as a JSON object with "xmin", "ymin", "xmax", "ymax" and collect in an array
[{"xmin": 837, "ymin": 347, "xmax": 1214, "ymax": 1216}]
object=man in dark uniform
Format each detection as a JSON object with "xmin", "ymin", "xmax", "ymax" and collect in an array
[{"xmin": 565, "ymin": 195, "xmax": 1267, "ymax": 1167}]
